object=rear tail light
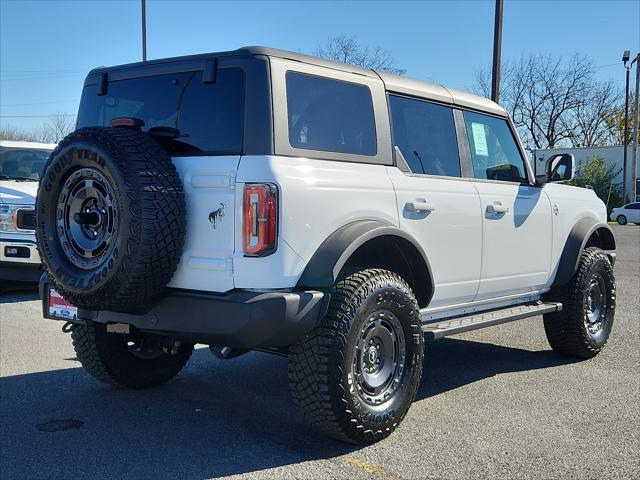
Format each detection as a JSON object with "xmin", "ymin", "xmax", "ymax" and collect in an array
[
  {"xmin": 110, "ymin": 117, "xmax": 144, "ymax": 129},
  {"xmin": 243, "ymin": 184, "xmax": 278, "ymax": 256}
]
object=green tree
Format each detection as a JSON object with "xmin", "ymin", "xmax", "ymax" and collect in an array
[
  {"xmin": 570, "ymin": 155, "xmax": 623, "ymax": 208},
  {"xmin": 603, "ymin": 95, "xmax": 639, "ymax": 146}
]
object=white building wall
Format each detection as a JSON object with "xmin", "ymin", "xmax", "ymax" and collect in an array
[
  {"xmin": 532, "ymin": 145, "xmax": 626, "ymax": 184},
  {"xmin": 532, "ymin": 145, "xmax": 640, "ymax": 200}
]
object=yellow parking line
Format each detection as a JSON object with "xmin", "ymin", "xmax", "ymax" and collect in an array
[{"xmin": 343, "ymin": 454, "xmax": 398, "ymax": 479}]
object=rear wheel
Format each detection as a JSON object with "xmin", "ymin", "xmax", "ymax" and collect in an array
[
  {"xmin": 71, "ymin": 322, "xmax": 193, "ymax": 388},
  {"xmin": 616, "ymin": 215, "xmax": 627, "ymax": 225},
  {"xmin": 288, "ymin": 269, "xmax": 424, "ymax": 444},
  {"xmin": 543, "ymin": 247, "xmax": 615, "ymax": 359}
]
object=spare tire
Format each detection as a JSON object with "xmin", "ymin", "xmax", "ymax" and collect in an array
[{"xmin": 36, "ymin": 127, "xmax": 186, "ymax": 312}]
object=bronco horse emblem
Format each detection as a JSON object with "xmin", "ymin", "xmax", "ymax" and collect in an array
[{"xmin": 208, "ymin": 203, "xmax": 225, "ymax": 229}]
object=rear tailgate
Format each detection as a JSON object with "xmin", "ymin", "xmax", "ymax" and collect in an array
[{"xmin": 167, "ymin": 156, "xmax": 239, "ymax": 292}]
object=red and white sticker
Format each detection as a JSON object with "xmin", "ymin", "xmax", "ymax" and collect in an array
[{"xmin": 49, "ymin": 289, "xmax": 77, "ymax": 320}]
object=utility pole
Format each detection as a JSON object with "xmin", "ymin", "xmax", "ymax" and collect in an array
[
  {"xmin": 491, "ymin": 0, "xmax": 504, "ymax": 103},
  {"xmin": 631, "ymin": 53, "xmax": 639, "ymax": 203},
  {"xmin": 142, "ymin": 0, "xmax": 147, "ymax": 62},
  {"xmin": 622, "ymin": 51, "xmax": 630, "ymax": 204}
]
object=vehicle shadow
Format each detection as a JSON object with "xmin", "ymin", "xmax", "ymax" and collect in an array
[
  {"xmin": 0, "ymin": 287, "xmax": 39, "ymax": 304},
  {"xmin": 512, "ymin": 184, "xmax": 542, "ymax": 228},
  {"xmin": 417, "ymin": 337, "xmax": 579, "ymax": 400},
  {"xmin": 0, "ymin": 338, "xmax": 578, "ymax": 479}
]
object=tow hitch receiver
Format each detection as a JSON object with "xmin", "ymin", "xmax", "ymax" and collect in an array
[{"xmin": 106, "ymin": 323, "xmax": 130, "ymax": 334}]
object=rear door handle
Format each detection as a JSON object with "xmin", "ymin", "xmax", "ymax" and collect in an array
[
  {"xmin": 486, "ymin": 202, "xmax": 510, "ymax": 214},
  {"xmin": 406, "ymin": 200, "xmax": 436, "ymax": 213}
]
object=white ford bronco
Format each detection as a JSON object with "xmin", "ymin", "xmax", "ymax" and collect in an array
[{"xmin": 37, "ymin": 47, "xmax": 616, "ymax": 445}]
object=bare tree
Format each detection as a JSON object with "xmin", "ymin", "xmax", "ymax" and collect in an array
[
  {"xmin": 1, "ymin": 114, "xmax": 74, "ymax": 144},
  {"xmin": 567, "ymin": 80, "xmax": 620, "ymax": 147},
  {"xmin": 0, "ymin": 125, "xmax": 39, "ymax": 142},
  {"xmin": 35, "ymin": 113, "xmax": 75, "ymax": 143},
  {"xmin": 473, "ymin": 54, "xmax": 621, "ymax": 151},
  {"xmin": 315, "ymin": 35, "xmax": 406, "ymax": 75}
]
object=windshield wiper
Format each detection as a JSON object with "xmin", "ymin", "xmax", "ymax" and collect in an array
[{"xmin": 146, "ymin": 126, "xmax": 189, "ymax": 139}]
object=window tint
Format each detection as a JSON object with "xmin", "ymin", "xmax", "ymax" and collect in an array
[
  {"xmin": 463, "ymin": 111, "xmax": 527, "ymax": 182},
  {"xmin": 77, "ymin": 68, "xmax": 245, "ymax": 155},
  {"xmin": 625, "ymin": 203, "xmax": 640, "ymax": 210},
  {"xmin": 389, "ymin": 95, "xmax": 461, "ymax": 176},
  {"xmin": 286, "ymin": 71, "xmax": 376, "ymax": 156}
]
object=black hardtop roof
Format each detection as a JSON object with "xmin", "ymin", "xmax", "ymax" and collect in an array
[
  {"xmin": 86, "ymin": 46, "xmax": 506, "ymax": 117},
  {"xmin": 87, "ymin": 46, "xmax": 377, "ymax": 78}
]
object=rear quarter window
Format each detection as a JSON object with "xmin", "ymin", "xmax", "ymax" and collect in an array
[
  {"xmin": 389, "ymin": 95, "xmax": 461, "ymax": 177},
  {"xmin": 77, "ymin": 68, "xmax": 245, "ymax": 155},
  {"xmin": 286, "ymin": 71, "xmax": 376, "ymax": 156}
]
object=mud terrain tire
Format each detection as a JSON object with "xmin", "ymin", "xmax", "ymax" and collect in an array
[
  {"xmin": 288, "ymin": 268, "xmax": 424, "ymax": 444},
  {"xmin": 543, "ymin": 247, "xmax": 615, "ymax": 359},
  {"xmin": 71, "ymin": 322, "xmax": 193, "ymax": 388}
]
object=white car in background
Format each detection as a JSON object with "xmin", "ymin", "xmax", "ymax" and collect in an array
[
  {"xmin": 610, "ymin": 202, "xmax": 640, "ymax": 225},
  {"xmin": 0, "ymin": 140, "xmax": 56, "ymax": 288}
]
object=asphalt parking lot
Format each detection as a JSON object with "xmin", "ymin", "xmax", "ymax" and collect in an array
[{"xmin": 0, "ymin": 225, "xmax": 638, "ymax": 479}]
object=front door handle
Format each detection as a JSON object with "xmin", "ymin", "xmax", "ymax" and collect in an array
[
  {"xmin": 487, "ymin": 202, "xmax": 510, "ymax": 214},
  {"xmin": 406, "ymin": 200, "xmax": 436, "ymax": 213}
]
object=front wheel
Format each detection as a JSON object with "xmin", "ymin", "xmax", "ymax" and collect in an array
[
  {"xmin": 616, "ymin": 215, "xmax": 627, "ymax": 225},
  {"xmin": 543, "ymin": 247, "xmax": 615, "ymax": 359},
  {"xmin": 71, "ymin": 322, "xmax": 193, "ymax": 388},
  {"xmin": 288, "ymin": 269, "xmax": 424, "ymax": 444}
]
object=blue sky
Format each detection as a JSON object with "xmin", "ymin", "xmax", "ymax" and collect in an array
[{"xmin": 1, "ymin": 0, "xmax": 639, "ymax": 132}]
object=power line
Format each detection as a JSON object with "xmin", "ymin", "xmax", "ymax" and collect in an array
[
  {"xmin": 1, "ymin": 100, "xmax": 77, "ymax": 107},
  {"xmin": 0, "ymin": 73, "xmax": 86, "ymax": 82},
  {"xmin": 0, "ymin": 67, "xmax": 86, "ymax": 73},
  {"xmin": 0, "ymin": 114, "xmax": 77, "ymax": 118}
]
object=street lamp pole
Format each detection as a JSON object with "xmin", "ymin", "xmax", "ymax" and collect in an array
[
  {"xmin": 142, "ymin": 0, "xmax": 147, "ymax": 62},
  {"xmin": 622, "ymin": 51, "xmax": 630, "ymax": 204},
  {"xmin": 631, "ymin": 53, "xmax": 640, "ymax": 202},
  {"xmin": 491, "ymin": 0, "xmax": 504, "ymax": 103}
]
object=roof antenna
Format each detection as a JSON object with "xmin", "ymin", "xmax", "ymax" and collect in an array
[{"xmin": 141, "ymin": 0, "xmax": 147, "ymax": 62}]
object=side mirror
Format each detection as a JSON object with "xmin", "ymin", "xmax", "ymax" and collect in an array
[{"xmin": 536, "ymin": 154, "xmax": 575, "ymax": 184}]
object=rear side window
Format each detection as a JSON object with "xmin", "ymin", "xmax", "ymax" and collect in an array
[
  {"xmin": 626, "ymin": 203, "xmax": 640, "ymax": 209},
  {"xmin": 389, "ymin": 95, "xmax": 461, "ymax": 176},
  {"xmin": 286, "ymin": 71, "xmax": 376, "ymax": 156},
  {"xmin": 463, "ymin": 111, "xmax": 527, "ymax": 183},
  {"xmin": 77, "ymin": 68, "xmax": 245, "ymax": 155}
]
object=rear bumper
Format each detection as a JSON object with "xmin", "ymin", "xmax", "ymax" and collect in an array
[{"xmin": 40, "ymin": 276, "xmax": 328, "ymax": 348}]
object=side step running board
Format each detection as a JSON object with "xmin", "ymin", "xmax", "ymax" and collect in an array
[{"xmin": 422, "ymin": 301, "xmax": 562, "ymax": 341}]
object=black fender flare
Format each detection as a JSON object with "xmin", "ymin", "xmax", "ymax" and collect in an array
[
  {"xmin": 296, "ymin": 220, "xmax": 434, "ymax": 296},
  {"xmin": 552, "ymin": 218, "xmax": 616, "ymax": 287}
]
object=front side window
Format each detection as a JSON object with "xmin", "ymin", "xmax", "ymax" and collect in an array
[
  {"xmin": 0, "ymin": 148, "xmax": 51, "ymax": 181},
  {"xmin": 286, "ymin": 71, "xmax": 376, "ymax": 156},
  {"xmin": 77, "ymin": 68, "xmax": 245, "ymax": 155},
  {"xmin": 389, "ymin": 95, "xmax": 461, "ymax": 176},
  {"xmin": 463, "ymin": 111, "xmax": 528, "ymax": 183}
]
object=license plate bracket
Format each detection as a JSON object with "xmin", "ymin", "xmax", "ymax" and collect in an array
[{"xmin": 43, "ymin": 286, "xmax": 79, "ymax": 321}]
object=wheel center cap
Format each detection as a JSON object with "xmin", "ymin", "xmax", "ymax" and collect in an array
[{"xmin": 367, "ymin": 346, "xmax": 378, "ymax": 364}]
